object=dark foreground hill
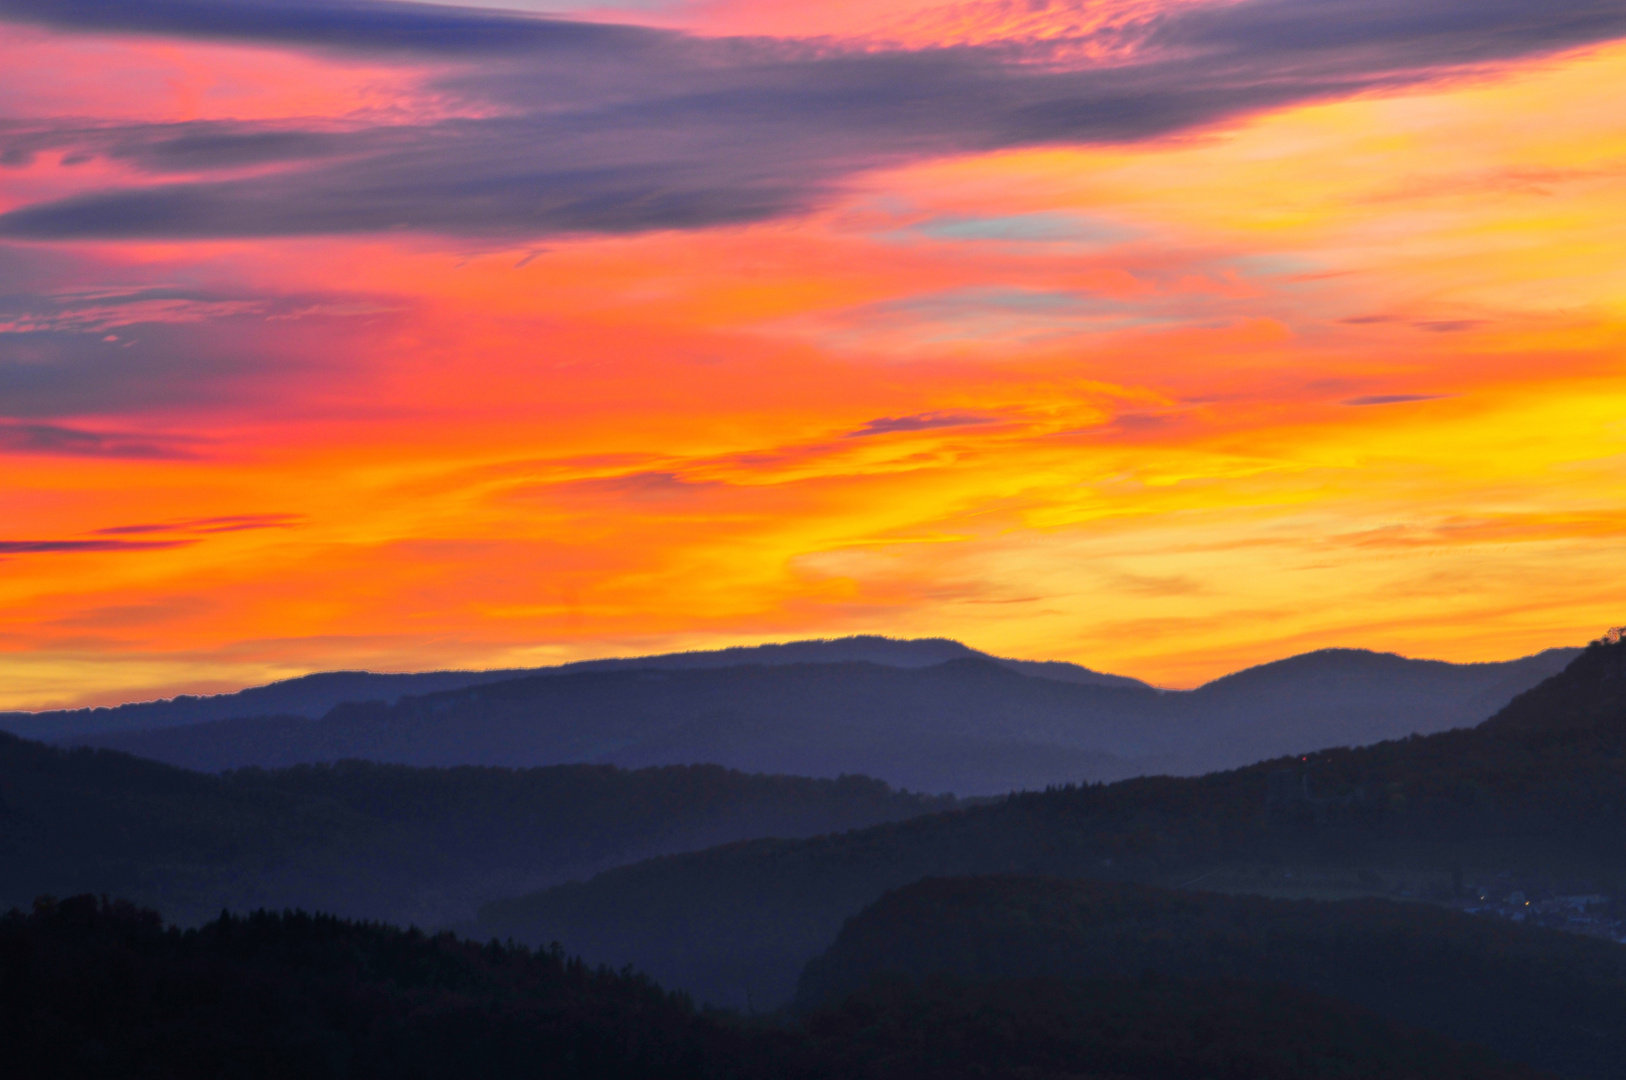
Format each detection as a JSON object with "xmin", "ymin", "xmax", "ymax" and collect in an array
[
  {"xmin": 0, "ymin": 732, "xmax": 955, "ymax": 926},
  {"xmin": 476, "ymin": 632, "xmax": 1626, "ymax": 1007},
  {"xmin": 0, "ymin": 895, "xmax": 1549, "ymax": 1080},
  {"xmin": 0, "ymin": 635, "xmax": 1144, "ymax": 742},
  {"xmin": 799, "ymin": 876, "xmax": 1626, "ymax": 1080},
  {"xmin": 66, "ymin": 647, "xmax": 1578, "ymax": 795}
]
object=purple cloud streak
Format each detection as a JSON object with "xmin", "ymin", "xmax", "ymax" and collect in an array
[{"xmin": 0, "ymin": 0, "xmax": 1619, "ymax": 242}]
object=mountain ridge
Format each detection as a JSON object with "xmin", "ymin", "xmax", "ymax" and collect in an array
[
  {"xmin": 472, "ymin": 632, "xmax": 1626, "ymax": 1008},
  {"xmin": 55, "ymin": 645, "xmax": 1583, "ymax": 796},
  {"xmin": 0, "ymin": 635, "xmax": 1145, "ymax": 741},
  {"xmin": 3, "ymin": 636, "xmax": 1582, "ymax": 745}
]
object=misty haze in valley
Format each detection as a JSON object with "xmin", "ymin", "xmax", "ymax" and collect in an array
[{"xmin": 8, "ymin": 631, "xmax": 1626, "ymax": 1080}]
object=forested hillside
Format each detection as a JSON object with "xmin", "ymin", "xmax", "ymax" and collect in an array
[
  {"xmin": 0, "ymin": 734, "xmax": 955, "ymax": 926},
  {"xmin": 799, "ymin": 876, "xmax": 1626, "ymax": 1080},
  {"xmin": 477, "ymin": 633, "xmax": 1626, "ymax": 1007},
  {"xmin": 68, "ymin": 646, "xmax": 1577, "ymax": 794},
  {"xmin": 0, "ymin": 896, "xmax": 1547, "ymax": 1080}
]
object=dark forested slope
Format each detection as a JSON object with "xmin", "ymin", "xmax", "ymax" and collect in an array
[
  {"xmin": 68, "ymin": 646, "xmax": 1578, "ymax": 794},
  {"xmin": 0, "ymin": 733, "xmax": 955, "ymax": 926},
  {"xmin": 799, "ymin": 876, "xmax": 1626, "ymax": 1080},
  {"xmin": 0, "ymin": 896, "xmax": 1549, "ymax": 1080},
  {"xmin": 477, "ymin": 632, "xmax": 1626, "ymax": 1007},
  {"xmin": 1481, "ymin": 632, "xmax": 1626, "ymax": 735},
  {"xmin": 1, "ymin": 896, "xmax": 777, "ymax": 1080}
]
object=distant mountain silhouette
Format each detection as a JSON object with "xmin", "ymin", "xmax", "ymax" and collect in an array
[
  {"xmin": 474, "ymin": 633, "xmax": 1626, "ymax": 1009},
  {"xmin": 0, "ymin": 669, "xmax": 539, "ymax": 741},
  {"xmin": 60, "ymin": 645, "xmax": 1580, "ymax": 796},
  {"xmin": 67, "ymin": 660, "xmax": 1153, "ymax": 792},
  {"xmin": 796, "ymin": 875, "xmax": 1626, "ymax": 1080},
  {"xmin": 0, "ymin": 732, "xmax": 957, "ymax": 927},
  {"xmin": 0, "ymin": 635, "xmax": 1144, "ymax": 741},
  {"xmin": 1176, "ymin": 646, "xmax": 1581, "ymax": 769}
]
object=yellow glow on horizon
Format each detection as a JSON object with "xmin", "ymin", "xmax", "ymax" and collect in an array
[{"xmin": 2, "ymin": 27, "xmax": 1624, "ymax": 708}]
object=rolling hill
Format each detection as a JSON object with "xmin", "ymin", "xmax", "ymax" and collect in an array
[
  {"xmin": 0, "ymin": 733, "xmax": 956, "ymax": 927},
  {"xmin": 474, "ymin": 632, "xmax": 1626, "ymax": 1008},
  {"xmin": 0, "ymin": 635, "xmax": 1144, "ymax": 742},
  {"xmin": 64, "ymin": 660, "xmax": 1158, "ymax": 792},
  {"xmin": 58, "ymin": 646, "xmax": 1579, "ymax": 795},
  {"xmin": 797, "ymin": 875, "xmax": 1626, "ymax": 1080}
]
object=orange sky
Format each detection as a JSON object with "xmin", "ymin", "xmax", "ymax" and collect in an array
[{"xmin": 2, "ymin": 0, "xmax": 1624, "ymax": 708}]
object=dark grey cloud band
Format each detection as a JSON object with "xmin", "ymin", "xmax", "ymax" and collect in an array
[
  {"xmin": 1, "ymin": 0, "xmax": 1622, "ymax": 242},
  {"xmin": 0, "ymin": 0, "xmax": 659, "ymax": 54}
]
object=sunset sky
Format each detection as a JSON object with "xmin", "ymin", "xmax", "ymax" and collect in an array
[{"xmin": 2, "ymin": 0, "xmax": 1625, "ymax": 709}]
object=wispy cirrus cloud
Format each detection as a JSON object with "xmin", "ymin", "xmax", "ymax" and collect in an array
[
  {"xmin": 0, "ymin": 0, "xmax": 1622, "ymax": 241},
  {"xmin": 0, "ymin": 538, "xmax": 195, "ymax": 554},
  {"xmin": 1343, "ymin": 394, "xmax": 1449, "ymax": 406},
  {"xmin": 0, "ymin": 513, "xmax": 302, "ymax": 556},
  {"xmin": 94, "ymin": 513, "xmax": 305, "ymax": 535},
  {"xmin": 0, "ymin": 265, "xmax": 407, "ymax": 418},
  {"xmin": 847, "ymin": 412, "xmax": 997, "ymax": 437},
  {"xmin": 0, "ymin": 421, "xmax": 196, "ymax": 458}
]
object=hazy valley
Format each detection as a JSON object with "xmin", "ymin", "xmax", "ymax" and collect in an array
[{"xmin": 6, "ymin": 630, "xmax": 1626, "ymax": 1080}]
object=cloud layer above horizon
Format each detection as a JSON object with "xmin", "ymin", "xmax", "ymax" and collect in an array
[
  {"xmin": 3, "ymin": 0, "xmax": 1625, "ymax": 707},
  {"xmin": 3, "ymin": 0, "xmax": 1624, "ymax": 239}
]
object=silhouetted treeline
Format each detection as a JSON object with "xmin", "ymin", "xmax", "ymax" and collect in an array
[
  {"xmin": 0, "ymin": 735, "xmax": 956, "ymax": 926},
  {"xmin": 810, "ymin": 974, "xmax": 1546, "ymax": 1080},
  {"xmin": 1, "ymin": 895, "xmax": 778, "ymax": 1080},
  {"xmin": 0, "ymin": 896, "xmax": 1547, "ymax": 1080},
  {"xmin": 478, "ymin": 633, "xmax": 1626, "ymax": 1007},
  {"xmin": 800, "ymin": 876, "xmax": 1626, "ymax": 1080}
]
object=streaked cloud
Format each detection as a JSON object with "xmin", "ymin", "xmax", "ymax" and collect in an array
[
  {"xmin": 1342, "ymin": 394, "xmax": 1449, "ymax": 407},
  {"xmin": 94, "ymin": 514, "xmax": 304, "ymax": 535},
  {"xmin": 0, "ymin": 264, "xmax": 405, "ymax": 418},
  {"xmin": 847, "ymin": 412, "xmax": 997, "ymax": 438},
  {"xmin": 0, "ymin": 0, "xmax": 655, "ymax": 54},
  {"xmin": 0, "ymin": 421, "xmax": 195, "ymax": 459},
  {"xmin": 0, "ymin": 538, "xmax": 195, "ymax": 554},
  {"xmin": 0, "ymin": 514, "xmax": 300, "ymax": 557},
  {"xmin": 1, "ymin": 2, "xmax": 1624, "ymax": 707},
  {"xmin": 2, "ymin": 0, "xmax": 1623, "ymax": 240}
]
